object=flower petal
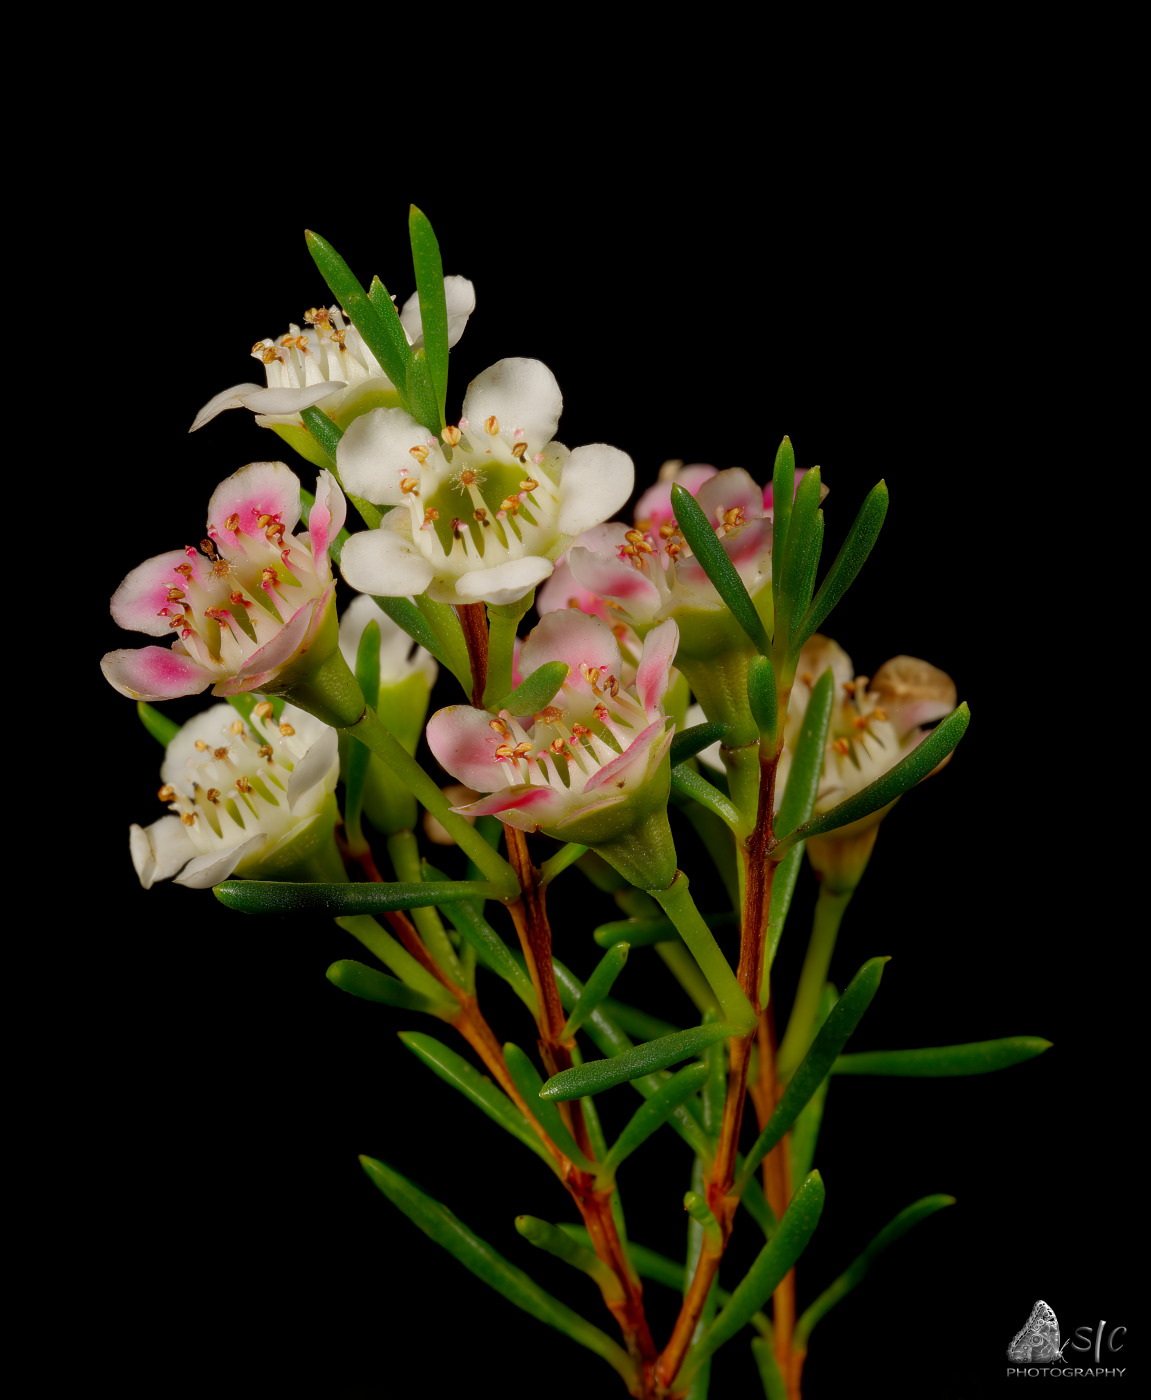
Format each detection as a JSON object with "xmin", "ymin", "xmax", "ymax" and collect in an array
[
  {"xmin": 557, "ymin": 445, "xmax": 635, "ymax": 536},
  {"xmin": 584, "ymin": 718, "xmax": 672, "ymax": 794},
  {"xmin": 520, "ymin": 609, "xmax": 622, "ymax": 686},
  {"xmin": 426, "ymin": 705, "xmax": 508, "ymax": 792},
  {"xmin": 452, "ymin": 555, "xmax": 554, "ymax": 607},
  {"xmin": 307, "ymin": 469, "xmax": 347, "ymax": 568},
  {"xmin": 101, "ymin": 645, "xmax": 214, "ymax": 701},
  {"xmin": 400, "ymin": 276, "xmax": 476, "ymax": 349},
  {"xmin": 236, "ymin": 382, "xmax": 348, "ymax": 417},
  {"xmin": 337, "ymin": 406, "xmax": 426, "ymax": 506},
  {"xmin": 454, "ymin": 784, "xmax": 567, "ymax": 832},
  {"xmin": 207, "ymin": 461, "xmax": 302, "ymax": 545},
  {"xmin": 634, "ymin": 463, "xmax": 718, "ymax": 527},
  {"xmin": 340, "ymin": 527, "xmax": 436, "ymax": 599},
  {"xmin": 694, "ymin": 468, "xmax": 765, "ymax": 525},
  {"xmin": 286, "ymin": 724, "xmax": 339, "ymax": 811},
  {"xmin": 130, "ymin": 816, "xmax": 194, "ymax": 889},
  {"xmin": 461, "ymin": 359, "xmax": 562, "ymax": 450},
  {"xmin": 635, "ymin": 619, "xmax": 679, "ymax": 713},
  {"xmin": 110, "ymin": 550, "xmax": 213, "ymax": 637},
  {"xmin": 189, "ymin": 383, "xmax": 265, "ymax": 432},
  {"xmin": 567, "ymin": 540, "xmax": 663, "ymax": 615},
  {"xmin": 174, "ymin": 834, "xmax": 267, "ymax": 889}
]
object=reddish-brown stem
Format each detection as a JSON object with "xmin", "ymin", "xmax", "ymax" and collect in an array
[
  {"xmin": 657, "ymin": 746, "xmax": 781, "ymax": 1396},
  {"xmin": 455, "ymin": 601, "xmax": 489, "ymax": 706}
]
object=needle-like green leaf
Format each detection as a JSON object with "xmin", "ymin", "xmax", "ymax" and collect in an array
[
  {"xmin": 597, "ymin": 1063, "xmax": 710, "ymax": 1183},
  {"xmin": 486, "ymin": 661, "xmax": 570, "ymax": 718},
  {"xmin": 514, "ymin": 1216, "xmax": 623, "ymax": 1298},
  {"xmin": 325, "ymin": 959, "xmax": 456, "ymax": 1017},
  {"xmin": 137, "ymin": 701, "xmax": 179, "ymax": 747},
  {"xmin": 746, "ymin": 656, "xmax": 778, "ymax": 749},
  {"xmin": 304, "ymin": 231, "xmax": 412, "ymax": 393},
  {"xmin": 773, "ymin": 467, "xmax": 822, "ymax": 661},
  {"xmin": 408, "ymin": 206, "xmax": 450, "ymax": 427},
  {"xmin": 670, "ymin": 765, "xmax": 744, "ymax": 830},
  {"xmin": 793, "ymin": 480, "xmax": 888, "ymax": 658},
  {"xmin": 770, "ymin": 436, "xmax": 796, "ymax": 619},
  {"xmin": 504, "ymin": 1043, "xmax": 594, "ymax": 1170},
  {"xmin": 594, "ymin": 912, "xmax": 736, "ymax": 951},
  {"xmin": 359, "ymin": 1156, "xmax": 637, "ymax": 1389},
  {"xmin": 678, "ymin": 1172, "xmax": 826, "ymax": 1386},
  {"xmin": 793, "ymin": 1195, "xmax": 955, "ymax": 1350},
  {"xmin": 540, "ymin": 1023, "xmax": 737, "ymax": 1102},
  {"xmin": 212, "ymin": 879, "xmax": 502, "ymax": 916},
  {"xmin": 833, "ymin": 1037, "xmax": 1052, "ymax": 1076},
  {"xmin": 771, "ymin": 704, "xmax": 971, "ymax": 858},
  {"xmin": 670, "ymin": 721, "xmax": 728, "ymax": 767},
  {"xmin": 773, "ymin": 668, "xmax": 834, "ymax": 840},
  {"xmin": 398, "ymin": 1031, "xmax": 558, "ymax": 1172},
  {"xmin": 670, "ymin": 482, "xmax": 770, "ymax": 654},
  {"xmin": 737, "ymin": 958, "xmax": 888, "ymax": 1193},
  {"xmin": 561, "ymin": 943, "xmax": 631, "ymax": 1039}
]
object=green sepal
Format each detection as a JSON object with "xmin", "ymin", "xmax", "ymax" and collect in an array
[
  {"xmin": 770, "ymin": 436, "xmax": 796, "ymax": 620},
  {"xmin": 670, "ymin": 720, "xmax": 728, "ymax": 767},
  {"xmin": 359, "ymin": 1156, "xmax": 637, "ymax": 1389},
  {"xmin": 408, "ymin": 205, "xmax": 450, "ymax": 426},
  {"xmin": 137, "ymin": 701, "xmax": 179, "ymax": 747},
  {"xmin": 771, "ymin": 704, "xmax": 970, "ymax": 857},
  {"xmin": 793, "ymin": 480, "xmax": 888, "ymax": 659},
  {"xmin": 773, "ymin": 668, "xmax": 835, "ymax": 839},
  {"xmin": 540, "ymin": 1023, "xmax": 736, "ymax": 1102},
  {"xmin": 304, "ymin": 231, "xmax": 412, "ymax": 395},
  {"xmin": 678, "ymin": 1172, "xmax": 826, "ymax": 1387},
  {"xmin": 514, "ymin": 1216, "xmax": 622, "ymax": 1298},
  {"xmin": 398, "ymin": 1031, "xmax": 558, "ymax": 1173},
  {"xmin": 833, "ymin": 1036, "xmax": 1052, "ymax": 1076},
  {"xmin": 341, "ymin": 620, "xmax": 379, "ymax": 844},
  {"xmin": 737, "ymin": 957, "xmax": 888, "ymax": 1192},
  {"xmin": 596, "ymin": 1063, "xmax": 710, "ymax": 1183},
  {"xmin": 561, "ymin": 943, "xmax": 631, "ymax": 1039},
  {"xmin": 503, "ymin": 1042, "xmax": 594, "ymax": 1170},
  {"xmin": 325, "ymin": 959, "xmax": 456, "ymax": 1017},
  {"xmin": 486, "ymin": 660, "xmax": 570, "ymax": 718},
  {"xmin": 670, "ymin": 482, "xmax": 770, "ymax": 655},
  {"xmin": 746, "ymin": 655, "xmax": 778, "ymax": 749},
  {"xmin": 212, "ymin": 878, "xmax": 502, "ymax": 915},
  {"xmin": 793, "ymin": 1195, "xmax": 955, "ymax": 1350}
]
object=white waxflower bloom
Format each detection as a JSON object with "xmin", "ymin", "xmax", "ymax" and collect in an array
[
  {"xmin": 130, "ymin": 702, "xmax": 339, "ymax": 889},
  {"xmin": 336, "ymin": 358, "xmax": 633, "ymax": 608},
  {"xmin": 189, "ymin": 278, "xmax": 476, "ymax": 434}
]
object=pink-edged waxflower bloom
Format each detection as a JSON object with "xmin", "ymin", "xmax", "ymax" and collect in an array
[
  {"xmin": 426, "ymin": 613, "xmax": 680, "ymax": 882},
  {"xmin": 189, "ymin": 280, "xmax": 476, "ymax": 455},
  {"xmin": 130, "ymin": 701, "xmax": 340, "ymax": 889},
  {"xmin": 102, "ymin": 461, "xmax": 346, "ymax": 702},
  {"xmin": 336, "ymin": 359, "xmax": 634, "ymax": 608}
]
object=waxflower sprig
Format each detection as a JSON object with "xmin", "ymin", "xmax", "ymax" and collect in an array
[{"xmin": 105, "ymin": 209, "xmax": 1054, "ymax": 1400}]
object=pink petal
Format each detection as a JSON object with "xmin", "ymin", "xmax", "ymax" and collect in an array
[
  {"xmin": 568, "ymin": 544, "xmax": 663, "ymax": 615},
  {"xmin": 101, "ymin": 645, "xmax": 214, "ymax": 701},
  {"xmin": 635, "ymin": 620, "xmax": 679, "ymax": 713},
  {"xmin": 110, "ymin": 550, "xmax": 212, "ymax": 637},
  {"xmin": 426, "ymin": 705, "xmax": 510, "ymax": 792},
  {"xmin": 206, "ymin": 462, "xmax": 302, "ymax": 548},
  {"xmin": 633, "ymin": 464, "xmax": 718, "ymax": 527},
  {"xmin": 584, "ymin": 719, "xmax": 671, "ymax": 794},
  {"xmin": 694, "ymin": 468, "xmax": 765, "ymax": 526},
  {"xmin": 307, "ymin": 469, "xmax": 347, "ymax": 567},
  {"xmin": 455, "ymin": 784, "xmax": 567, "ymax": 832},
  {"xmin": 232, "ymin": 585, "xmax": 333, "ymax": 681},
  {"xmin": 520, "ymin": 609, "xmax": 622, "ymax": 688}
]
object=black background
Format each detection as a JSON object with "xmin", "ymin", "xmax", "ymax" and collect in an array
[{"xmin": 75, "ymin": 152, "xmax": 1131, "ymax": 1399}]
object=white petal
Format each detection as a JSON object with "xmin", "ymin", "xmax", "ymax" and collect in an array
[
  {"xmin": 461, "ymin": 359, "xmax": 562, "ymax": 450},
  {"xmin": 557, "ymin": 445, "xmax": 635, "ymax": 536},
  {"xmin": 174, "ymin": 835, "xmax": 267, "ymax": 889},
  {"xmin": 286, "ymin": 725, "xmax": 339, "ymax": 811},
  {"xmin": 189, "ymin": 383, "xmax": 265, "ymax": 432},
  {"xmin": 400, "ymin": 276, "xmax": 476, "ymax": 349},
  {"xmin": 238, "ymin": 382, "xmax": 347, "ymax": 416},
  {"xmin": 340, "ymin": 528, "xmax": 436, "ymax": 598},
  {"xmin": 337, "ymin": 406, "xmax": 426, "ymax": 506},
  {"xmin": 130, "ymin": 817, "xmax": 194, "ymax": 889},
  {"xmin": 453, "ymin": 555, "xmax": 554, "ymax": 607}
]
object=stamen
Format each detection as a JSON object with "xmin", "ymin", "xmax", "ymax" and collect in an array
[
  {"xmin": 519, "ymin": 478, "xmax": 539, "ymax": 492},
  {"xmin": 442, "ymin": 425, "xmax": 462, "ymax": 447},
  {"xmin": 257, "ymin": 744, "xmax": 274, "ymax": 760},
  {"xmin": 194, "ymin": 739, "xmax": 209, "ymax": 752},
  {"xmin": 409, "ymin": 445, "xmax": 429, "ymax": 464},
  {"xmin": 484, "ymin": 415, "xmax": 500, "ymax": 436},
  {"xmin": 181, "ymin": 812, "xmax": 197, "ymax": 826},
  {"xmin": 489, "ymin": 718, "xmax": 510, "ymax": 736},
  {"xmin": 832, "ymin": 737, "xmax": 851, "ymax": 756},
  {"xmin": 158, "ymin": 785, "xmax": 176, "ymax": 802},
  {"xmin": 235, "ymin": 777, "xmax": 252, "ymax": 794},
  {"xmin": 225, "ymin": 513, "xmax": 241, "ymax": 533},
  {"xmin": 279, "ymin": 723, "xmax": 295, "ymax": 737},
  {"xmin": 511, "ymin": 442, "xmax": 529, "ymax": 461},
  {"xmin": 214, "ymin": 746, "xmax": 230, "ymax": 761},
  {"xmin": 206, "ymin": 788, "xmax": 221, "ymax": 804},
  {"xmin": 535, "ymin": 706, "xmax": 563, "ymax": 726},
  {"xmin": 230, "ymin": 720, "xmax": 246, "ymax": 736},
  {"xmin": 254, "ymin": 702, "xmax": 274, "ymax": 720}
]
